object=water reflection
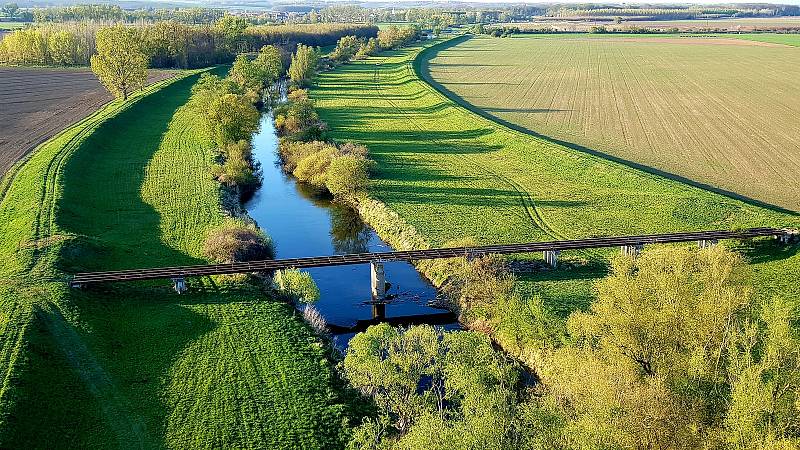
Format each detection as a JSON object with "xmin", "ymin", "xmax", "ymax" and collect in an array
[{"xmin": 245, "ymin": 113, "xmax": 457, "ymax": 335}]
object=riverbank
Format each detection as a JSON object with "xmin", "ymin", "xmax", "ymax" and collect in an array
[
  {"xmin": 0, "ymin": 68, "xmax": 356, "ymax": 448},
  {"xmin": 309, "ymin": 39, "xmax": 800, "ymax": 369}
]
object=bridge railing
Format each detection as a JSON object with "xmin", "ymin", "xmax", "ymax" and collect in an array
[{"xmin": 69, "ymin": 227, "xmax": 796, "ymax": 288}]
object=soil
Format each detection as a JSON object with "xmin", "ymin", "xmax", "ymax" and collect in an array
[{"xmin": 0, "ymin": 67, "xmax": 174, "ymax": 176}]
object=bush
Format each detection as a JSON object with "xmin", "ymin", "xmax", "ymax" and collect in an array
[
  {"xmin": 325, "ymin": 154, "xmax": 371, "ymax": 196},
  {"xmin": 354, "ymin": 37, "xmax": 378, "ymax": 59},
  {"xmin": 278, "ymin": 140, "xmax": 333, "ymax": 172},
  {"xmin": 202, "ymin": 221, "xmax": 274, "ymax": 263},
  {"xmin": 273, "ymin": 89, "xmax": 327, "ymax": 141},
  {"xmin": 274, "ymin": 268, "xmax": 320, "ymax": 303},
  {"xmin": 330, "ymin": 35, "xmax": 361, "ymax": 62},
  {"xmin": 294, "ymin": 146, "xmax": 338, "ymax": 188},
  {"xmin": 206, "ymin": 93, "xmax": 260, "ymax": 147}
]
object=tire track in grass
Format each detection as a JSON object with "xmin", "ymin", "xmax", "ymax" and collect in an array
[
  {"xmin": 369, "ymin": 52, "xmax": 608, "ymax": 264},
  {"xmin": 376, "ymin": 59, "xmax": 552, "ymax": 239}
]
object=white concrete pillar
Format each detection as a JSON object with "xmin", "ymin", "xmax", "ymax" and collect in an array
[
  {"xmin": 697, "ymin": 239, "xmax": 718, "ymax": 249},
  {"xmin": 370, "ymin": 261, "xmax": 386, "ymax": 300},
  {"xmin": 620, "ymin": 244, "xmax": 643, "ymax": 257},
  {"xmin": 543, "ymin": 250, "xmax": 560, "ymax": 268},
  {"xmin": 172, "ymin": 277, "xmax": 187, "ymax": 294}
]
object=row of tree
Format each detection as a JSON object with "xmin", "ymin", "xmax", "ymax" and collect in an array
[
  {"xmin": 0, "ymin": 19, "xmax": 377, "ymax": 69},
  {"xmin": 343, "ymin": 245, "xmax": 800, "ymax": 448}
]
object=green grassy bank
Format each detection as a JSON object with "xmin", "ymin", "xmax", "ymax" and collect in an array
[
  {"xmin": 310, "ymin": 40, "xmax": 800, "ymax": 317},
  {"xmin": 0, "ymin": 70, "xmax": 354, "ymax": 448}
]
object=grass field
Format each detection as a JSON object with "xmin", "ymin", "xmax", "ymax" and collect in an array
[
  {"xmin": 0, "ymin": 69, "xmax": 355, "ymax": 448},
  {"xmin": 310, "ymin": 39, "xmax": 800, "ymax": 316},
  {"xmin": 0, "ymin": 21, "xmax": 27, "ymax": 31},
  {"xmin": 423, "ymin": 34, "xmax": 800, "ymax": 213}
]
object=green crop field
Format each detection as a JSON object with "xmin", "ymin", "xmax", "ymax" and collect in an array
[
  {"xmin": 422, "ymin": 34, "xmax": 800, "ymax": 213},
  {"xmin": 0, "ymin": 70, "xmax": 354, "ymax": 448},
  {"xmin": 310, "ymin": 40, "xmax": 800, "ymax": 316}
]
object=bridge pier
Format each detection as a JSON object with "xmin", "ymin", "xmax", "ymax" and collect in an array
[
  {"xmin": 370, "ymin": 261, "xmax": 386, "ymax": 301},
  {"xmin": 543, "ymin": 250, "xmax": 560, "ymax": 268},
  {"xmin": 620, "ymin": 244, "xmax": 643, "ymax": 257},
  {"xmin": 171, "ymin": 277, "xmax": 187, "ymax": 294},
  {"xmin": 697, "ymin": 239, "xmax": 718, "ymax": 249},
  {"xmin": 371, "ymin": 302, "xmax": 386, "ymax": 321},
  {"xmin": 779, "ymin": 229, "xmax": 799, "ymax": 244}
]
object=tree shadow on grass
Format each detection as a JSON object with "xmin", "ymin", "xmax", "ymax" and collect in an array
[{"xmin": 416, "ymin": 36, "xmax": 800, "ymax": 216}]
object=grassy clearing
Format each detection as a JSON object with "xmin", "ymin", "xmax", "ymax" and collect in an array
[
  {"xmin": 310, "ymin": 40, "xmax": 800, "ymax": 315},
  {"xmin": 0, "ymin": 69, "xmax": 354, "ymax": 448},
  {"xmin": 0, "ymin": 22, "xmax": 27, "ymax": 30},
  {"xmin": 424, "ymin": 34, "xmax": 800, "ymax": 212}
]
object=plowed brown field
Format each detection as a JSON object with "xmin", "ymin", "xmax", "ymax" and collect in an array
[{"xmin": 0, "ymin": 67, "xmax": 173, "ymax": 176}]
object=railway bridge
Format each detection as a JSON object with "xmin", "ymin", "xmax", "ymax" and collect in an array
[{"xmin": 70, "ymin": 227, "xmax": 797, "ymax": 300}]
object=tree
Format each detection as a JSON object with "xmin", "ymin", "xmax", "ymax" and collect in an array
[
  {"xmin": 2, "ymin": 3, "xmax": 18, "ymax": 19},
  {"xmin": 254, "ymin": 44, "xmax": 282, "ymax": 86},
  {"xmin": 202, "ymin": 220, "xmax": 274, "ymax": 263},
  {"xmin": 229, "ymin": 54, "xmax": 262, "ymax": 94},
  {"xmin": 90, "ymin": 25, "xmax": 148, "ymax": 100},
  {"xmin": 325, "ymin": 154, "xmax": 371, "ymax": 196},
  {"xmin": 542, "ymin": 246, "xmax": 755, "ymax": 448},
  {"xmin": 330, "ymin": 35, "xmax": 360, "ymax": 62},
  {"xmin": 215, "ymin": 15, "xmax": 248, "ymax": 53},
  {"xmin": 205, "ymin": 93, "xmax": 260, "ymax": 147},
  {"xmin": 288, "ymin": 44, "xmax": 320, "ymax": 87}
]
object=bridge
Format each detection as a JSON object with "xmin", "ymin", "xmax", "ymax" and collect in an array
[{"xmin": 70, "ymin": 227, "xmax": 796, "ymax": 297}]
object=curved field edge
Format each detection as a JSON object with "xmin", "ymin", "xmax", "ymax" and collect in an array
[
  {"xmin": 416, "ymin": 35, "xmax": 800, "ymax": 215},
  {"xmin": 0, "ymin": 70, "xmax": 356, "ymax": 448},
  {"xmin": 309, "ymin": 40, "xmax": 800, "ymax": 317}
]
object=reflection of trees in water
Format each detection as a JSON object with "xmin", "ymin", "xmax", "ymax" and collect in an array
[
  {"xmin": 290, "ymin": 177, "xmax": 371, "ymax": 254},
  {"xmin": 329, "ymin": 204, "xmax": 371, "ymax": 254}
]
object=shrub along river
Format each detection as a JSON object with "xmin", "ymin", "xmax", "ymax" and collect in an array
[{"xmin": 245, "ymin": 112, "xmax": 458, "ymax": 346}]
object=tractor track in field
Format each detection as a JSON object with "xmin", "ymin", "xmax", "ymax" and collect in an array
[{"xmin": 370, "ymin": 56, "xmax": 563, "ymax": 243}]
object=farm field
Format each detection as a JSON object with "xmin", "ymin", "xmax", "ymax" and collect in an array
[
  {"xmin": 310, "ymin": 40, "xmax": 800, "ymax": 316},
  {"xmin": 0, "ymin": 69, "xmax": 354, "ymax": 447},
  {"xmin": 502, "ymin": 16, "xmax": 800, "ymax": 32},
  {"xmin": 423, "ymin": 34, "xmax": 800, "ymax": 212},
  {"xmin": 0, "ymin": 67, "xmax": 174, "ymax": 177}
]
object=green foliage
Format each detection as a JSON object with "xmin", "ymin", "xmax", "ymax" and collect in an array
[
  {"xmin": 355, "ymin": 37, "xmax": 379, "ymax": 59},
  {"xmin": 254, "ymin": 44, "xmax": 283, "ymax": 85},
  {"xmin": 331, "ymin": 35, "xmax": 361, "ymax": 62},
  {"xmin": 210, "ymin": 140, "xmax": 259, "ymax": 188},
  {"xmin": 289, "ymin": 43, "xmax": 321, "ymax": 87},
  {"xmin": 205, "ymin": 92, "xmax": 260, "ymax": 147},
  {"xmin": 274, "ymin": 89, "xmax": 327, "ymax": 141},
  {"xmin": 377, "ymin": 26, "xmax": 419, "ymax": 49},
  {"xmin": 274, "ymin": 269, "xmax": 320, "ymax": 304},
  {"xmin": 89, "ymin": 25, "xmax": 148, "ymax": 99},
  {"xmin": 345, "ymin": 324, "xmax": 536, "ymax": 449},
  {"xmin": 0, "ymin": 70, "xmax": 355, "ymax": 447},
  {"xmin": 326, "ymin": 154, "xmax": 371, "ymax": 196}
]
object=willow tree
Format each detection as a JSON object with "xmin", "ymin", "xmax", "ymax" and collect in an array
[{"xmin": 90, "ymin": 25, "xmax": 148, "ymax": 100}]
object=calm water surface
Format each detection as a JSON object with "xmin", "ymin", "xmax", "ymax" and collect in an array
[{"xmin": 245, "ymin": 113, "xmax": 457, "ymax": 334}]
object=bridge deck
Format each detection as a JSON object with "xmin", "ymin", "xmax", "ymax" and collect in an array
[{"xmin": 70, "ymin": 227, "xmax": 792, "ymax": 286}]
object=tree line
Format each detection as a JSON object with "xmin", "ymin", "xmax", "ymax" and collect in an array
[
  {"xmin": 0, "ymin": 19, "xmax": 377, "ymax": 69},
  {"xmin": 342, "ymin": 245, "xmax": 800, "ymax": 449}
]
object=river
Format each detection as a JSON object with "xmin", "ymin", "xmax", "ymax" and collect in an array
[{"xmin": 244, "ymin": 112, "xmax": 458, "ymax": 344}]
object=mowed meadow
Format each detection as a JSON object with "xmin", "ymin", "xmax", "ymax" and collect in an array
[
  {"xmin": 311, "ymin": 40, "xmax": 800, "ymax": 316},
  {"xmin": 424, "ymin": 34, "xmax": 800, "ymax": 212},
  {"xmin": 0, "ymin": 69, "xmax": 355, "ymax": 448}
]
